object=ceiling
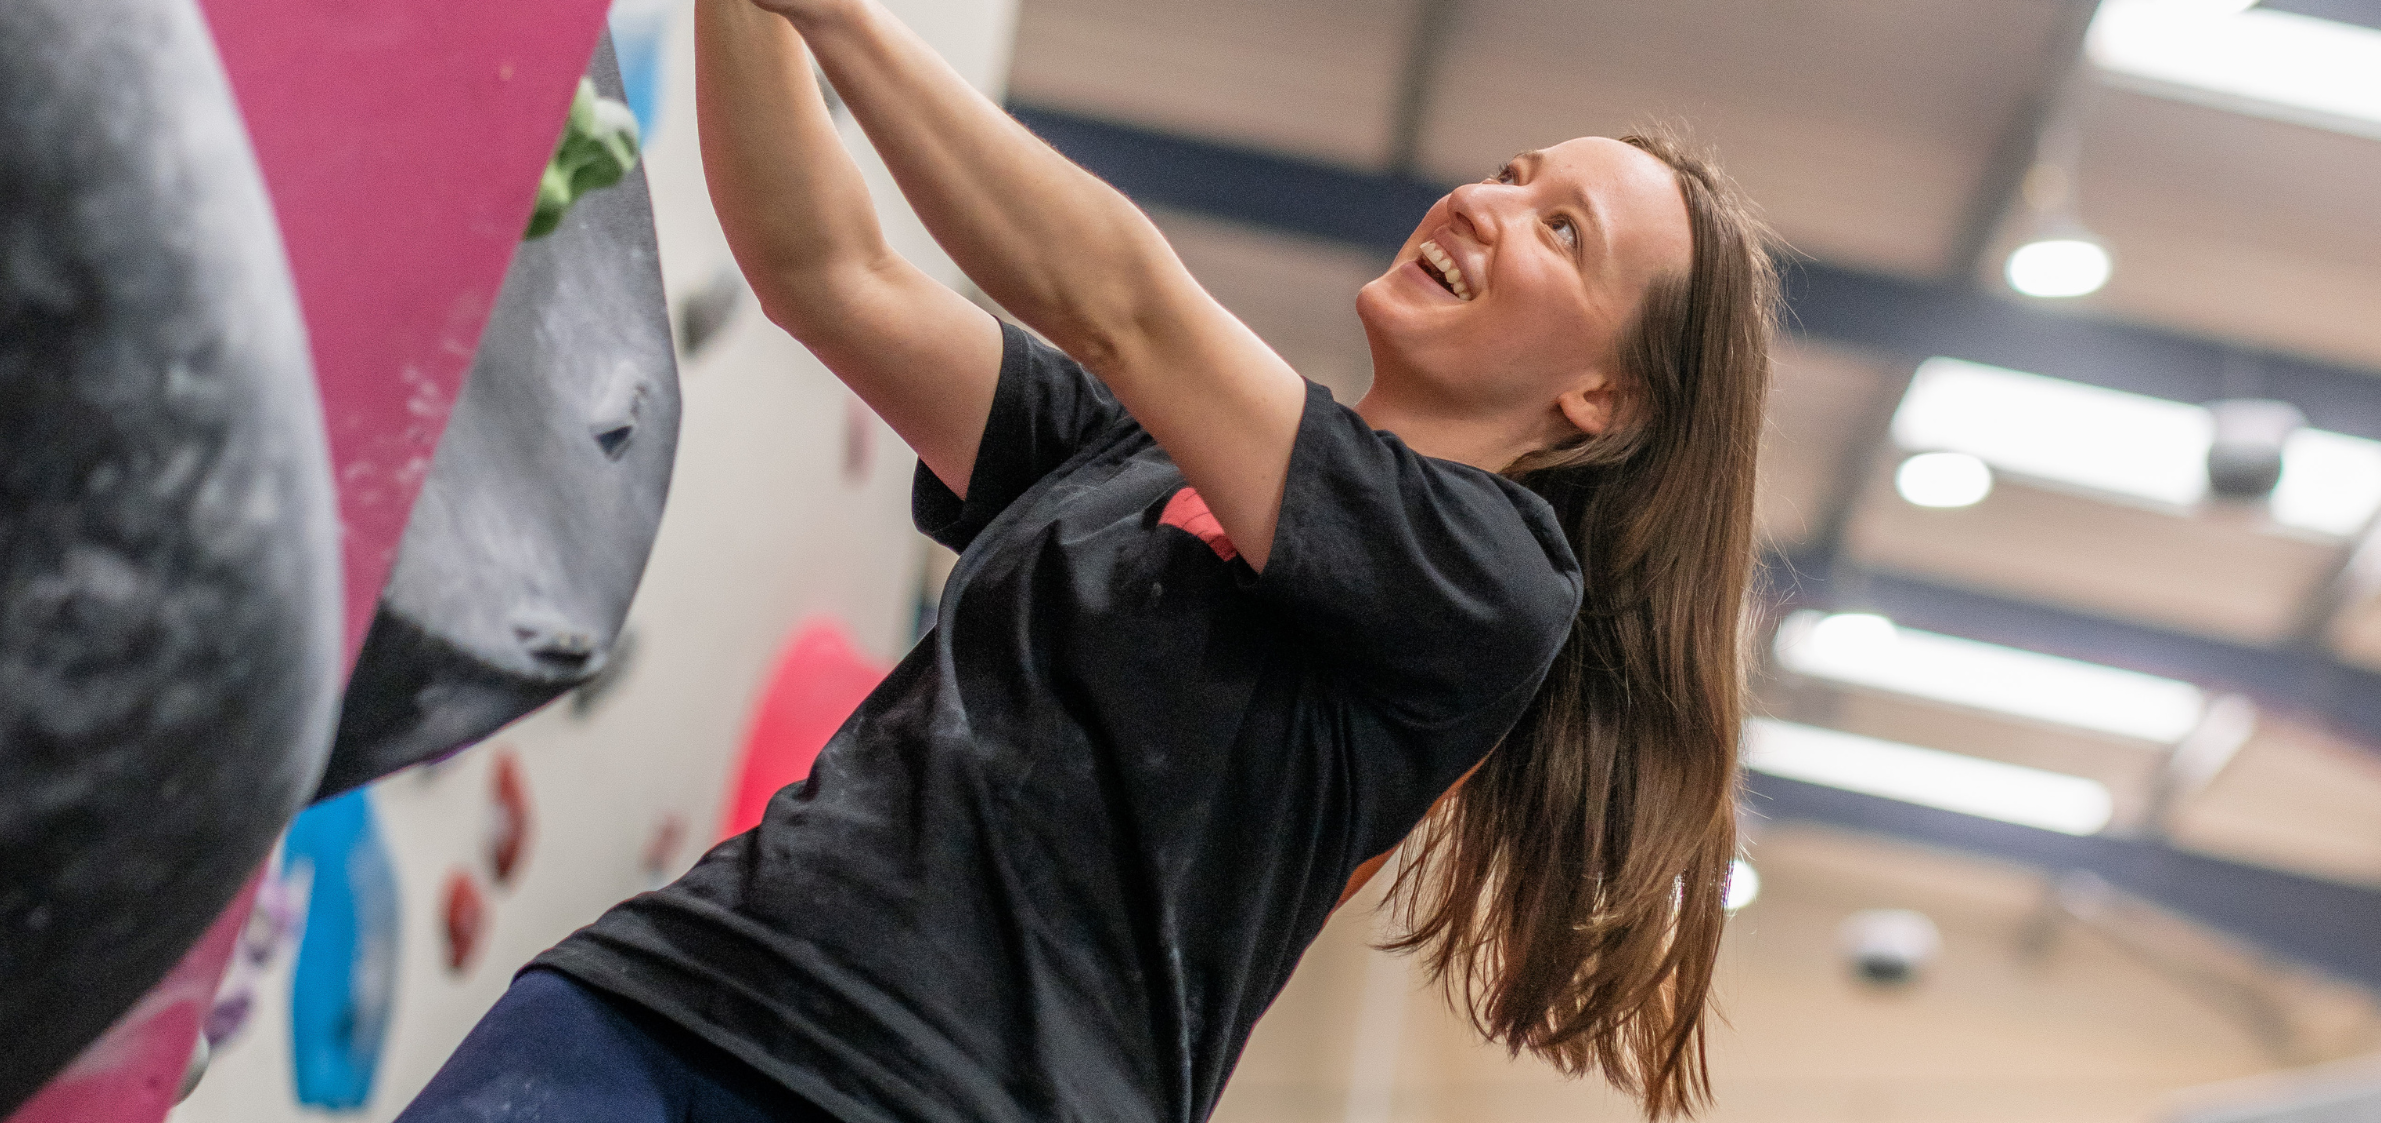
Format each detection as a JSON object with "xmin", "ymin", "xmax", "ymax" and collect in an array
[{"xmin": 1007, "ymin": 1, "xmax": 2381, "ymax": 893}]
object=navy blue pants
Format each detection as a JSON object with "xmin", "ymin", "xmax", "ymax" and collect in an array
[{"xmin": 396, "ymin": 969, "xmax": 835, "ymax": 1122}]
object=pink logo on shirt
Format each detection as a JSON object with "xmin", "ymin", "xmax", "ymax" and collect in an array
[{"xmin": 1160, "ymin": 487, "xmax": 1239, "ymax": 562}]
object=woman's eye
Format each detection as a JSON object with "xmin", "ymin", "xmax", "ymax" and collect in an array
[
  {"xmin": 1493, "ymin": 164, "xmax": 1517, "ymax": 185},
  {"xmin": 1551, "ymin": 215, "xmax": 1578, "ymax": 248}
]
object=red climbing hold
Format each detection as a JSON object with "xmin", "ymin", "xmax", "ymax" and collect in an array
[
  {"xmin": 442, "ymin": 872, "xmax": 486, "ymax": 973},
  {"xmin": 719, "ymin": 618, "xmax": 888, "ymax": 841},
  {"xmin": 488, "ymin": 750, "xmax": 531, "ymax": 886}
]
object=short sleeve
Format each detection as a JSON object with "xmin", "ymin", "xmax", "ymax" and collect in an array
[
  {"xmin": 913, "ymin": 322, "xmax": 1128, "ymax": 553},
  {"xmin": 1252, "ymin": 381, "xmax": 1583, "ymax": 724}
]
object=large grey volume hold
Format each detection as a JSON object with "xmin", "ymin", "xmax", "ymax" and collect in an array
[
  {"xmin": 318, "ymin": 34, "xmax": 681, "ymax": 798},
  {"xmin": 0, "ymin": 0, "xmax": 343, "ymax": 1110}
]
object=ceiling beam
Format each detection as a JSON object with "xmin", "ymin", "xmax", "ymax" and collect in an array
[
  {"xmin": 1938, "ymin": 0, "xmax": 2104, "ymax": 284},
  {"xmin": 1747, "ymin": 770, "xmax": 2381, "ymax": 994},
  {"xmin": 1382, "ymin": 0, "xmax": 1459, "ymax": 176},
  {"xmin": 2260, "ymin": 0, "xmax": 2381, "ymax": 32}
]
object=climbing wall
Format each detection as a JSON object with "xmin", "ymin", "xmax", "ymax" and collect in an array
[{"xmin": 166, "ymin": 0, "xmax": 1018, "ymax": 1117}]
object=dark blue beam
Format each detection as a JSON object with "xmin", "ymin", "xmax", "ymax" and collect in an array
[
  {"xmin": 1014, "ymin": 103, "xmax": 2381, "ymax": 442},
  {"xmin": 2262, "ymin": 0, "xmax": 2381, "ymax": 33},
  {"xmin": 1747, "ymin": 771, "xmax": 2381, "ymax": 993}
]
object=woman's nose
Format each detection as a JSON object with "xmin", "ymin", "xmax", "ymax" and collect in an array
[{"xmin": 1445, "ymin": 182, "xmax": 1501, "ymax": 243}]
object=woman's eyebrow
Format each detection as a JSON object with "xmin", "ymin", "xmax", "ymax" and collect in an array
[{"xmin": 1518, "ymin": 149, "xmax": 1605, "ymax": 232}]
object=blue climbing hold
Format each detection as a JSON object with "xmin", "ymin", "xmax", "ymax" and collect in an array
[{"xmin": 282, "ymin": 789, "xmax": 400, "ymax": 1111}]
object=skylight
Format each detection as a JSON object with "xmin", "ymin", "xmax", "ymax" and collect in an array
[
  {"xmin": 1774, "ymin": 609, "xmax": 2207, "ymax": 743},
  {"xmin": 2088, "ymin": 0, "xmax": 2381, "ymax": 141},
  {"xmin": 1891, "ymin": 357, "xmax": 2381, "ymax": 536},
  {"xmin": 1745, "ymin": 718, "xmax": 2117, "ymax": 836}
]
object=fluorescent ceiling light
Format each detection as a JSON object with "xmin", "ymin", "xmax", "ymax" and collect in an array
[
  {"xmin": 1745, "ymin": 718, "xmax": 2116, "ymax": 836},
  {"xmin": 1892, "ymin": 357, "xmax": 2381, "ymax": 536},
  {"xmin": 2006, "ymin": 237, "xmax": 2112, "ymax": 298},
  {"xmin": 1893, "ymin": 358, "xmax": 2210, "ymax": 507},
  {"xmin": 2089, "ymin": 0, "xmax": 2381, "ymax": 141},
  {"xmin": 1724, "ymin": 858, "xmax": 1760, "ymax": 912},
  {"xmin": 1775, "ymin": 610, "xmax": 2206, "ymax": 743},
  {"xmin": 2273, "ymin": 427, "xmax": 2381, "ymax": 537},
  {"xmin": 1895, "ymin": 451, "xmax": 1994, "ymax": 508}
]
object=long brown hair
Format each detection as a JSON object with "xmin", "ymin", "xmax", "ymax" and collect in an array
[{"xmin": 1385, "ymin": 130, "xmax": 1777, "ymax": 1119}]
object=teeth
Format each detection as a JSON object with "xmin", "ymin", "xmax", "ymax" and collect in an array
[{"xmin": 1418, "ymin": 240, "xmax": 1472, "ymax": 300}]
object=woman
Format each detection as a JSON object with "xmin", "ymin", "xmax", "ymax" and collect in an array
[{"xmin": 398, "ymin": 0, "xmax": 1775, "ymax": 1119}]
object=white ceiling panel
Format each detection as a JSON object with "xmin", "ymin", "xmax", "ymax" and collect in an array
[
  {"xmin": 1987, "ymin": 85, "xmax": 2381, "ymax": 371},
  {"xmin": 2168, "ymin": 717, "xmax": 2381, "ymax": 889},
  {"xmin": 1759, "ymin": 338, "xmax": 1898, "ymax": 550},
  {"xmin": 1007, "ymin": 0, "xmax": 1416, "ymax": 167},
  {"xmin": 1419, "ymin": 0, "xmax": 2075, "ymax": 277}
]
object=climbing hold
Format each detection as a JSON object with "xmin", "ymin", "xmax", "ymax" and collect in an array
[
  {"xmin": 284, "ymin": 791, "xmax": 399, "ymax": 1111},
  {"xmin": 442, "ymin": 872, "xmax": 487, "ymax": 974},
  {"xmin": 721, "ymin": 619, "xmax": 889, "ymax": 841},
  {"xmin": 489, "ymin": 751, "xmax": 532, "ymax": 886},
  {"xmin": 526, "ymin": 76, "xmax": 640, "ymax": 239}
]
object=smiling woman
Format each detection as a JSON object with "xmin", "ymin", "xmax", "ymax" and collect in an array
[{"xmin": 392, "ymin": 2, "xmax": 1778, "ymax": 1122}]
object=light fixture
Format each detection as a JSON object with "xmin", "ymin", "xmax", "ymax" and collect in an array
[
  {"xmin": 2089, "ymin": 0, "xmax": 2381, "ymax": 142},
  {"xmin": 2000, "ymin": 76, "xmax": 2109, "ymax": 300},
  {"xmin": 2005, "ymin": 236, "xmax": 2112, "ymax": 298},
  {"xmin": 1745, "ymin": 718, "xmax": 2116, "ymax": 835},
  {"xmin": 1724, "ymin": 858, "xmax": 1760, "ymax": 912},
  {"xmin": 1774, "ymin": 609, "xmax": 2206, "ymax": 743},
  {"xmin": 1891, "ymin": 357, "xmax": 2381, "ymax": 536},
  {"xmin": 1894, "ymin": 450, "xmax": 1994, "ymax": 508}
]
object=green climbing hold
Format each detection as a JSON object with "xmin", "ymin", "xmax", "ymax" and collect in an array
[{"xmin": 526, "ymin": 77, "xmax": 642, "ymax": 240}]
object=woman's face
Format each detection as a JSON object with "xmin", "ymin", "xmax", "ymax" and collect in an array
[{"xmin": 1356, "ymin": 137, "xmax": 1693, "ymax": 434}]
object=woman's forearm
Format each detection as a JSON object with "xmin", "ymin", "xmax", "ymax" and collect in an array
[
  {"xmin": 788, "ymin": 2, "xmax": 1181, "ymax": 365},
  {"xmin": 772, "ymin": 0, "xmax": 1306, "ymax": 571},
  {"xmin": 696, "ymin": 0, "xmax": 892, "ymax": 331},
  {"xmin": 695, "ymin": 0, "xmax": 1003, "ymax": 497}
]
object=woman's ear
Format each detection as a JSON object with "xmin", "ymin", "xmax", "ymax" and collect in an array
[{"xmin": 1557, "ymin": 379, "xmax": 1620, "ymax": 438}]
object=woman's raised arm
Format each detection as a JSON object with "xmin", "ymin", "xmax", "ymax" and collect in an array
[
  {"xmin": 697, "ymin": 0, "xmax": 1002, "ymax": 496},
  {"xmin": 758, "ymin": 0, "xmax": 1308, "ymax": 570}
]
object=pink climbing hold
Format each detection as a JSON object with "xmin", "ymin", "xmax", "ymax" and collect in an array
[{"xmin": 719, "ymin": 619, "xmax": 890, "ymax": 842}]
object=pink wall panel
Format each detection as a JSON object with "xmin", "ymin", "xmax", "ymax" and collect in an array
[{"xmin": 195, "ymin": 0, "xmax": 617, "ymax": 661}]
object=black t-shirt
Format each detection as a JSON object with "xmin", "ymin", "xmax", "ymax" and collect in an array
[{"xmin": 535, "ymin": 324, "xmax": 1582, "ymax": 1123}]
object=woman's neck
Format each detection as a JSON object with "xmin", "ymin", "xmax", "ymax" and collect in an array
[{"xmin": 1354, "ymin": 381, "xmax": 1557, "ymax": 474}]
